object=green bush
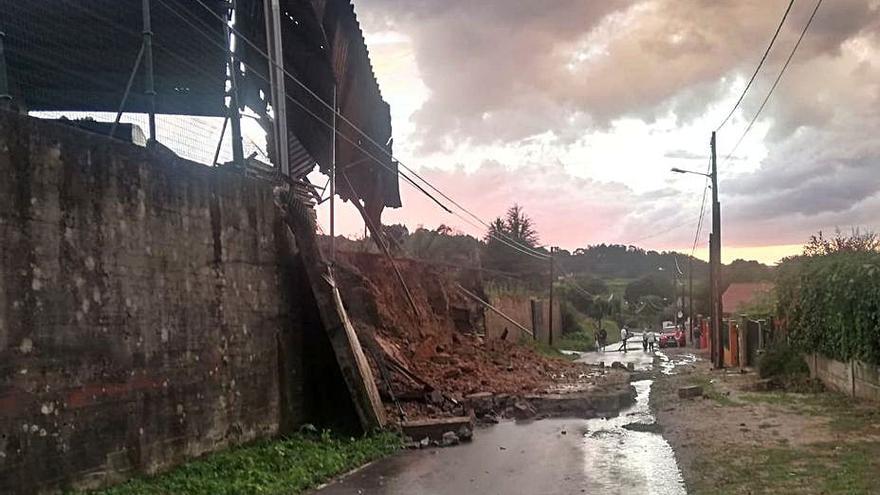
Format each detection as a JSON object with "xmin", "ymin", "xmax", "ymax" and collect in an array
[
  {"xmin": 758, "ymin": 342, "xmax": 809, "ymax": 379},
  {"xmin": 777, "ymin": 251, "xmax": 880, "ymax": 364}
]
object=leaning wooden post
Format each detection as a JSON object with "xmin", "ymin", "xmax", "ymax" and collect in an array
[{"xmin": 274, "ymin": 185, "xmax": 386, "ymax": 430}]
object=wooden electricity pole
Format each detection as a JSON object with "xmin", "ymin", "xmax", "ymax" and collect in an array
[
  {"xmin": 710, "ymin": 132, "xmax": 724, "ymax": 369},
  {"xmin": 548, "ymin": 246, "xmax": 556, "ymax": 347}
]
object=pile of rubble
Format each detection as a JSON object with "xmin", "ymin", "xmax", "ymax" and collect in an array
[{"xmin": 333, "ymin": 252, "xmax": 632, "ymax": 427}]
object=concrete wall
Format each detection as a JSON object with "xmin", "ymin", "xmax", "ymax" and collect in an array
[
  {"xmin": 0, "ymin": 112, "xmax": 326, "ymax": 493},
  {"xmin": 805, "ymin": 353, "xmax": 880, "ymax": 401},
  {"xmin": 484, "ymin": 294, "xmax": 559, "ymax": 345}
]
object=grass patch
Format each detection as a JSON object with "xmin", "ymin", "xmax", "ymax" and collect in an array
[
  {"xmin": 80, "ymin": 430, "xmax": 401, "ymax": 495},
  {"xmin": 691, "ymin": 442, "xmax": 880, "ymax": 495},
  {"xmin": 740, "ymin": 390, "xmax": 880, "ymax": 434},
  {"xmin": 526, "ymin": 339, "xmax": 576, "ymax": 360},
  {"xmin": 553, "ymin": 331, "xmax": 596, "ymax": 352}
]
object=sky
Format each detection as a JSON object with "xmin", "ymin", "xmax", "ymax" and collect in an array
[{"xmin": 314, "ymin": 0, "xmax": 880, "ymax": 265}]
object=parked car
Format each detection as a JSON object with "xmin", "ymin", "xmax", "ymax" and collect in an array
[{"xmin": 659, "ymin": 324, "xmax": 686, "ymax": 348}]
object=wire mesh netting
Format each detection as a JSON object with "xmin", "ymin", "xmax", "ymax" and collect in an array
[{"xmin": 1, "ymin": 0, "xmax": 266, "ymax": 166}]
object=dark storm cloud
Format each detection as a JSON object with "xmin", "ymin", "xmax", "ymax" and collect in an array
[
  {"xmin": 355, "ymin": 0, "xmax": 880, "ymax": 247},
  {"xmin": 358, "ymin": 0, "xmax": 876, "ymax": 149}
]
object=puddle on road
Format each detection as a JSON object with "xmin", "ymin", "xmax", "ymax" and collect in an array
[{"xmin": 579, "ymin": 380, "xmax": 686, "ymax": 495}]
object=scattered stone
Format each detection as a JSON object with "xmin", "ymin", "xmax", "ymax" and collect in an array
[
  {"xmin": 419, "ymin": 437, "xmax": 430, "ymax": 448},
  {"xmin": 511, "ymin": 400, "xmax": 537, "ymax": 420},
  {"xmin": 457, "ymin": 425, "xmax": 474, "ymax": 442},
  {"xmin": 464, "ymin": 392, "xmax": 494, "ymax": 415},
  {"xmin": 611, "ymin": 361, "xmax": 625, "ymax": 370},
  {"xmin": 622, "ymin": 422, "xmax": 663, "ymax": 433},
  {"xmin": 678, "ymin": 385, "xmax": 703, "ymax": 399},
  {"xmin": 482, "ymin": 412, "xmax": 500, "ymax": 424},
  {"xmin": 441, "ymin": 431, "xmax": 460, "ymax": 447},
  {"xmin": 431, "ymin": 353, "xmax": 454, "ymax": 365},
  {"xmin": 560, "ymin": 429, "xmax": 567, "ymax": 435},
  {"xmin": 443, "ymin": 368, "xmax": 462, "ymax": 379},
  {"xmin": 298, "ymin": 423, "xmax": 318, "ymax": 435},
  {"xmin": 626, "ymin": 363, "xmax": 635, "ymax": 372},
  {"xmin": 428, "ymin": 390, "xmax": 444, "ymax": 405},
  {"xmin": 401, "ymin": 417, "xmax": 474, "ymax": 443}
]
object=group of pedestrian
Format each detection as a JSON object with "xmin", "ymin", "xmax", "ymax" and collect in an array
[
  {"xmin": 595, "ymin": 325, "xmax": 658, "ymax": 354},
  {"xmin": 641, "ymin": 329, "xmax": 657, "ymax": 353}
]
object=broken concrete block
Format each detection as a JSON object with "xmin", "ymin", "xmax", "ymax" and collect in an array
[
  {"xmin": 464, "ymin": 392, "xmax": 494, "ymax": 414},
  {"xmin": 678, "ymin": 385, "xmax": 703, "ymax": 399},
  {"xmin": 511, "ymin": 400, "xmax": 537, "ymax": 420},
  {"xmin": 401, "ymin": 416, "xmax": 474, "ymax": 443},
  {"xmin": 626, "ymin": 363, "xmax": 635, "ymax": 371}
]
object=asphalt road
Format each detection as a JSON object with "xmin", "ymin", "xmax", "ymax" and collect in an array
[{"xmin": 312, "ymin": 374, "xmax": 688, "ymax": 495}]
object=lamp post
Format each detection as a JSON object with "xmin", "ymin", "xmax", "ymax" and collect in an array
[{"xmin": 671, "ymin": 134, "xmax": 723, "ymax": 369}]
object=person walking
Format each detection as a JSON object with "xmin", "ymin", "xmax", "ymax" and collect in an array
[
  {"xmin": 619, "ymin": 326, "xmax": 628, "ymax": 353},
  {"xmin": 642, "ymin": 330, "xmax": 649, "ymax": 352},
  {"xmin": 597, "ymin": 328, "xmax": 607, "ymax": 352},
  {"xmin": 647, "ymin": 328, "xmax": 657, "ymax": 353}
]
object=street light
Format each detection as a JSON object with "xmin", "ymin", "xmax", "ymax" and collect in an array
[{"xmin": 670, "ymin": 167, "xmax": 710, "ymax": 178}]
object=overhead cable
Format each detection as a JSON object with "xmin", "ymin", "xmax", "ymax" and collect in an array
[
  {"xmin": 724, "ymin": 0, "xmax": 824, "ymax": 161},
  {"xmin": 716, "ymin": 0, "xmax": 796, "ymax": 131}
]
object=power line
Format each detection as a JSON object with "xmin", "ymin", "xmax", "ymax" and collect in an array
[
  {"xmin": 690, "ymin": 156, "xmax": 712, "ymax": 257},
  {"xmin": 183, "ymin": 0, "xmax": 552, "ymax": 260},
  {"xmin": 724, "ymin": 0, "xmax": 824, "ymax": 161},
  {"xmin": 716, "ymin": 0, "xmax": 796, "ymax": 131}
]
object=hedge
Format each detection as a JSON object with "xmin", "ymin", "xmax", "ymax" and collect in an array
[{"xmin": 777, "ymin": 251, "xmax": 880, "ymax": 364}]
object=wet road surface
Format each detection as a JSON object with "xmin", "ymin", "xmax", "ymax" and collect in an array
[
  {"xmin": 313, "ymin": 357, "xmax": 690, "ymax": 495},
  {"xmin": 571, "ymin": 343, "xmax": 657, "ymax": 371}
]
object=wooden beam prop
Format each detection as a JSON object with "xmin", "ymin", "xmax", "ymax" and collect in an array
[
  {"xmin": 274, "ymin": 185, "xmax": 386, "ymax": 430},
  {"xmin": 456, "ymin": 284, "xmax": 534, "ymax": 338}
]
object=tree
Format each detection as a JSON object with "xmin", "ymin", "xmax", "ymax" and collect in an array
[
  {"xmin": 803, "ymin": 228, "xmax": 879, "ymax": 256},
  {"xmin": 587, "ymin": 294, "xmax": 621, "ymax": 332},
  {"xmin": 483, "ymin": 204, "xmax": 544, "ymax": 279}
]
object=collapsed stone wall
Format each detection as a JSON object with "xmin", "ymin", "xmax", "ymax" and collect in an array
[{"xmin": 0, "ymin": 113, "xmax": 343, "ymax": 494}]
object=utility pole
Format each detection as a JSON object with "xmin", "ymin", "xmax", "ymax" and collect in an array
[
  {"xmin": 548, "ymin": 247, "xmax": 555, "ymax": 347},
  {"xmin": 710, "ymin": 131, "xmax": 723, "ymax": 369},
  {"xmin": 688, "ymin": 256, "xmax": 694, "ymax": 347}
]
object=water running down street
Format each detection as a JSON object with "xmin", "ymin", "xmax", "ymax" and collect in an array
[{"xmin": 314, "ymin": 353, "xmax": 691, "ymax": 495}]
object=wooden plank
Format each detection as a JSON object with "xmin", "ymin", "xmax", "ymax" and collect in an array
[
  {"xmin": 276, "ymin": 186, "xmax": 386, "ymax": 430},
  {"xmin": 456, "ymin": 284, "xmax": 534, "ymax": 338}
]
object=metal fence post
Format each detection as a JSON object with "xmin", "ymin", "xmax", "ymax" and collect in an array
[
  {"xmin": 142, "ymin": 0, "xmax": 157, "ymax": 140},
  {"xmin": 0, "ymin": 31, "xmax": 11, "ymax": 108}
]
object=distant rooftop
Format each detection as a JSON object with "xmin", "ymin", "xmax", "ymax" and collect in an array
[{"xmin": 722, "ymin": 282, "xmax": 775, "ymax": 316}]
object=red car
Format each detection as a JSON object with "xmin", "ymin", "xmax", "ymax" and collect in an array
[{"xmin": 659, "ymin": 325, "xmax": 686, "ymax": 348}]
